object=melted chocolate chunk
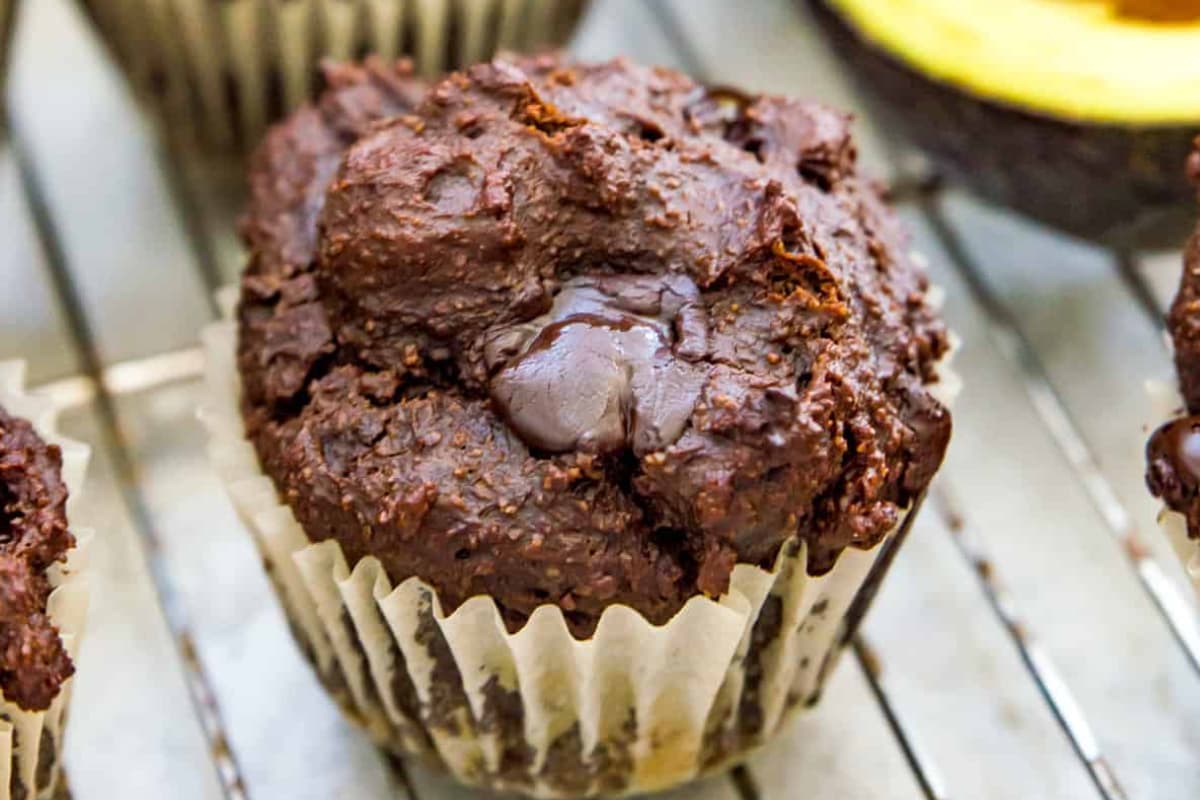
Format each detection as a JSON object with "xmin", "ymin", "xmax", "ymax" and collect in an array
[
  {"xmin": 238, "ymin": 55, "xmax": 952, "ymax": 637},
  {"xmin": 1158, "ymin": 417, "xmax": 1200, "ymax": 480},
  {"xmin": 0, "ymin": 405, "xmax": 74, "ymax": 712},
  {"xmin": 1148, "ymin": 415, "xmax": 1200, "ymax": 538},
  {"xmin": 488, "ymin": 275, "xmax": 707, "ymax": 454}
]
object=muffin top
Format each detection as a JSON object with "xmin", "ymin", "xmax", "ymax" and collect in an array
[
  {"xmin": 237, "ymin": 55, "xmax": 952, "ymax": 636},
  {"xmin": 0, "ymin": 404, "xmax": 74, "ymax": 711},
  {"xmin": 1147, "ymin": 140, "xmax": 1200, "ymax": 536}
]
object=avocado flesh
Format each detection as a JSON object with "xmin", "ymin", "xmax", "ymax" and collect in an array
[
  {"xmin": 813, "ymin": 0, "xmax": 1200, "ymax": 247},
  {"xmin": 826, "ymin": 0, "xmax": 1200, "ymax": 124}
]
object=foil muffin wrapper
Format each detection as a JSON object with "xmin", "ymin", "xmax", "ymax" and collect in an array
[
  {"xmin": 75, "ymin": 0, "xmax": 589, "ymax": 152},
  {"xmin": 199, "ymin": 288, "xmax": 958, "ymax": 797},
  {"xmin": 0, "ymin": 362, "xmax": 93, "ymax": 800},
  {"xmin": 1147, "ymin": 379, "xmax": 1200, "ymax": 596}
]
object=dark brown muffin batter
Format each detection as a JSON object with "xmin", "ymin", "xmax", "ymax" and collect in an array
[
  {"xmin": 0, "ymin": 405, "xmax": 74, "ymax": 712},
  {"xmin": 1147, "ymin": 139, "xmax": 1200, "ymax": 537},
  {"xmin": 238, "ymin": 55, "xmax": 952, "ymax": 637}
]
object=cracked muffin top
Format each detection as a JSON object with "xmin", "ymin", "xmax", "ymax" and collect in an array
[
  {"xmin": 1147, "ymin": 140, "xmax": 1200, "ymax": 536},
  {"xmin": 0, "ymin": 404, "xmax": 74, "ymax": 711},
  {"xmin": 236, "ymin": 55, "xmax": 952, "ymax": 637}
]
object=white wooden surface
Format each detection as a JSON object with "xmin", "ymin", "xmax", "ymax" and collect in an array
[{"xmin": 1, "ymin": 0, "xmax": 1197, "ymax": 798}]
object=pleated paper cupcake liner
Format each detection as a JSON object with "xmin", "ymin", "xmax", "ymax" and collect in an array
[
  {"xmin": 199, "ymin": 285, "xmax": 958, "ymax": 797},
  {"xmin": 0, "ymin": 362, "xmax": 93, "ymax": 800},
  {"xmin": 1147, "ymin": 379, "xmax": 1200, "ymax": 596},
  {"xmin": 76, "ymin": 0, "xmax": 589, "ymax": 153}
]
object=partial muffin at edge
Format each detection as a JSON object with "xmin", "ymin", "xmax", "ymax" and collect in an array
[
  {"xmin": 0, "ymin": 404, "xmax": 75, "ymax": 713},
  {"xmin": 1147, "ymin": 139, "xmax": 1200, "ymax": 536}
]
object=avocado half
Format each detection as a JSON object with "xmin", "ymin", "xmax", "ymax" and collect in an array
[{"xmin": 810, "ymin": 0, "xmax": 1200, "ymax": 248}]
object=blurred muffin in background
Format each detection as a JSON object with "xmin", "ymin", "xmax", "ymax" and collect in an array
[{"xmin": 74, "ymin": 0, "xmax": 588, "ymax": 152}]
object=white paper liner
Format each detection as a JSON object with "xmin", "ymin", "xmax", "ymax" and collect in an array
[
  {"xmin": 199, "ymin": 286, "xmax": 958, "ymax": 797},
  {"xmin": 1147, "ymin": 379, "xmax": 1200, "ymax": 596},
  {"xmin": 77, "ymin": 0, "xmax": 589, "ymax": 152},
  {"xmin": 0, "ymin": 362, "xmax": 93, "ymax": 800}
]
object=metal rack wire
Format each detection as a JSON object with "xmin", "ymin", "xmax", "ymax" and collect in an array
[{"xmin": 3, "ymin": 0, "xmax": 1198, "ymax": 798}]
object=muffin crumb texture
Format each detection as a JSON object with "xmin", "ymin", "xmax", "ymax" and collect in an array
[
  {"xmin": 0, "ymin": 405, "xmax": 74, "ymax": 712},
  {"xmin": 238, "ymin": 55, "xmax": 951, "ymax": 637}
]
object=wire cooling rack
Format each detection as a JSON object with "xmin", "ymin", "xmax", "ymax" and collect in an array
[{"xmin": 2, "ymin": 0, "xmax": 1198, "ymax": 798}]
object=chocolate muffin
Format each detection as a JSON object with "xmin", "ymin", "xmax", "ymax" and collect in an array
[
  {"xmin": 0, "ymin": 365, "xmax": 92, "ymax": 800},
  {"xmin": 1146, "ymin": 140, "xmax": 1200, "ymax": 586},
  {"xmin": 75, "ymin": 0, "xmax": 589, "ymax": 152},
  {"xmin": 0, "ymin": 406, "xmax": 75, "ymax": 714},
  {"xmin": 206, "ymin": 54, "xmax": 954, "ymax": 796}
]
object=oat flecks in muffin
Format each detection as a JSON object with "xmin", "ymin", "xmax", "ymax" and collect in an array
[
  {"xmin": 236, "ymin": 55, "xmax": 952, "ymax": 637},
  {"xmin": 0, "ymin": 405, "xmax": 74, "ymax": 712}
]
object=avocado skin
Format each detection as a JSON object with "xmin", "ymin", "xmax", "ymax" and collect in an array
[{"xmin": 810, "ymin": 0, "xmax": 1197, "ymax": 248}]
